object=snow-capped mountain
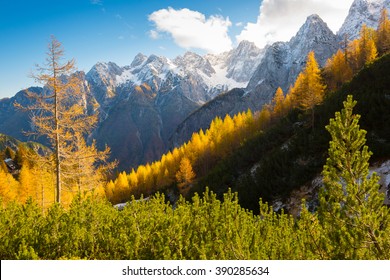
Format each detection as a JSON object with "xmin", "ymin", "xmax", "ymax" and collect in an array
[
  {"xmin": 206, "ymin": 40, "xmax": 265, "ymax": 86},
  {"xmin": 0, "ymin": 42, "xmax": 263, "ymax": 170},
  {"xmin": 83, "ymin": 41, "xmax": 264, "ymax": 170},
  {"xmin": 247, "ymin": 14, "xmax": 338, "ymax": 97},
  {"xmin": 2, "ymin": 0, "xmax": 388, "ymax": 171},
  {"xmin": 86, "ymin": 62, "xmax": 122, "ymax": 105},
  {"xmin": 86, "ymin": 40, "xmax": 263, "ymax": 109},
  {"xmin": 338, "ymin": 0, "xmax": 390, "ymax": 39},
  {"xmin": 171, "ymin": 14, "xmax": 340, "ymax": 147}
]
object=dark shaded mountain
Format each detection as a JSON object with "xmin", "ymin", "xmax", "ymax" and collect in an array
[
  {"xmin": 0, "ymin": 71, "xmax": 97, "ymax": 145},
  {"xmin": 0, "ymin": 87, "xmax": 43, "ymax": 142},
  {"xmin": 93, "ymin": 85, "xmax": 199, "ymax": 171}
]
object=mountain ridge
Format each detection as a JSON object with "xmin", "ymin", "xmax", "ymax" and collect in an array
[
  {"xmin": 338, "ymin": 0, "xmax": 390, "ymax": 39},
  {"xmin": 171, "ymin": 13, "xmax": 340, "ymax": 147},
  {"xmin": 1, "ymin": 0, "xmax": 389, "ymax": 171}
]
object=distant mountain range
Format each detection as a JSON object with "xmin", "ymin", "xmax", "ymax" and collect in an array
[{"xmin": 1, "ymin": 0, "xmax": 389, "ymax": 171}]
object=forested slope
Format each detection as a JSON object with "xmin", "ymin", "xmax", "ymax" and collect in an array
[{"xmin": 195, "ymin": 53, "xmax": 390, "ymax": 212}]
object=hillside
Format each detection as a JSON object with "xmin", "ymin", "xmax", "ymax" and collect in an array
[
  {"xmin": 0, "ymin": 133, "xmax": 49, "ymax": 157},
  {"xmin": 192, "ymin": 54, "xmax": 390, "ymax": 212}
]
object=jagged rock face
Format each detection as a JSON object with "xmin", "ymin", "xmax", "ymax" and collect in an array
[
  {"xmin": 338, "ymin": 0, "xmax": 390, "ymax": 40},
  {"xmin": 171, "ymin": 15, "xmax": 340, "ymax": 148},
  {"xmin": 174, "ymin": 52, "xmax": 216, "ymax": 77},
  {"xmin": 206, "ymin": 40, "xmax": 265, "ymax": 84},
  {"xmin": 86, "ymin": 62, "xmax": 123, "ymax": 107},
  {"xmin": 290, "ymin": 15, "xmax": 340, "ymax": 66},
  {"xmin": 226, "ymin": 41, "xmax": 265, "ymax": 82},
  {"xmin": 130, "ymin": 53, "xmax": 148, "ymax": 68},
  {"xmin": 247, "ymin": 14, "xmax": 339, "ymax": 97}
]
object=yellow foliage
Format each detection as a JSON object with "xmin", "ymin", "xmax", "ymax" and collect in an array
[
  {"xmin": 0, "ymin": 168, "xmax": 18, "ymax": 206},
  {"xmin": 324, "ymin": 49, "xmax": 353, "ymax": 91},
  {"xmin": 289, "ymin": 51, "xmax": 326, "ymax": 126},
  {"xmin": 348, "ymin": 25, "xmax": 377, "ymax": 70},
  {"xmin": 18, "ymin": 165, "xmax": 36, "ymax": 203},
  {"xmin": 175, "ymin": 157, "xmax": 195, "ymax": 195},
  {"xmin": 377, "ymin": 8, "xmax": 390, "ymax": 55},
  {"xmin": 108, "ymin": 101, "xmax": 263, "ymax": 202},
  {"xmin": 272, "ymin": 87, "xmax": 286, "ymax": 117}
]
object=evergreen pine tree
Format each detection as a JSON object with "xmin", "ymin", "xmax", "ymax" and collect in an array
[{"xmin": 318, "ymin": 95, "xmax": 390, "ymax": 259}]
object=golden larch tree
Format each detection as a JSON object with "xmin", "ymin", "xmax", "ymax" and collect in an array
[
  {"xmin": 0, "ymin": 168, "xmax": 18, "ymax": 206},
  {"xmin": 272, "ymin": 87, "xmax": 286, "ymax": 117},
  {"xmin": 175, "ymin": 157, "xmax": 195, "ymax": 195},
  {"xmin": 256, "ymin": 104, "xmax": 272, "ymax": 131},
  {"xmin": 324, "ymin": 49, "xmax": 353, "ymax": 91},
  {"xmin": 15, "ymin": 36, "xmax": 113, "ymax": 204},
  {"xmin": 349, "ymin": 25, "xmax": 377, "ymax": 70},
  {"xmin": 291, "ymin": 51, "xmax": 326, "ymax": 127},
  {"xmin": 114, "ymin": 172, "xmax": 129, "ymax": 203},
  {"xmin": 18, "ymin": 165, "xmax": 36, "ymax": 203}
]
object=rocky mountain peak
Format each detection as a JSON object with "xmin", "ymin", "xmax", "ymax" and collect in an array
[
  {"xmin": 144, "ymin": 54, "xmax": 167, "ymax": 66},
  {"xmin": 86, "ymin": 62, "xmax": 122, "ymax": 88},
  {"xmin": 224, "ymin": 40, "xmax": 264, "ymax": 83},
  {"xmin": 174, "ymin": 51, "xmax": 216, "ymax": 77},
  {"xmin": 290, "ymin": 14, "xmax": 335, "ymax": 46},
  {"xmin": 289, "ymin": 14, "xmax": 338, "ymax": 67},
  {"xmin": 130, "ymin": 53, "xmax": 148, "ymax": 68},
  {"xmin": 338, "ymin": 0, "xmax": 390, "ymax": 40},
  {"xmin": 235, "ymin": 40, "xmax": 258, "ymax": 53}
]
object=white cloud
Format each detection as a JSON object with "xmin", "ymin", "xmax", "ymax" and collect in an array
[
  {"xmin": 236, "ymin": 22, "xmax": 243, "ymax": 27},
  {"xmin": 149, "ymin": 30, "xmax": 161, "ymax": 40},
  {"xmin": 149, "ymin": 7, "xmax": 232, "ymax": 53},
  {"xmin": 237, "ymin": 0, "xmax": 354, "ymax": 48}
]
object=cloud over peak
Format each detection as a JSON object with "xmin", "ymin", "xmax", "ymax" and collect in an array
[
  {"xmin": 148, "ymin": 7, "xmax": 233, "ymax": 53},
  {"xmin": 148, "ymin": 1, "xmax": 354, "ymax": 53},
  {"xmin": 237, "ymin": 0, "xmax": 354, "ymax": 48}
]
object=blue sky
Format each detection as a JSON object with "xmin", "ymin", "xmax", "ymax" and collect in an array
[{"xmin": 0, "ymin": 0, "xmax": 353, "ymax": 99}]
